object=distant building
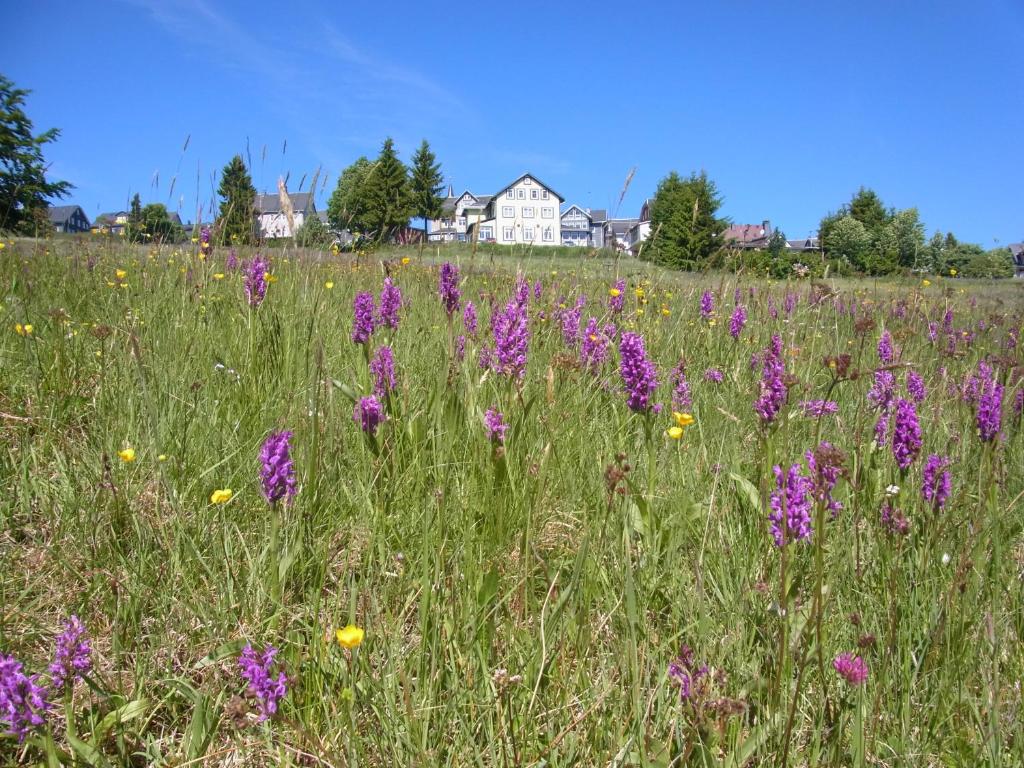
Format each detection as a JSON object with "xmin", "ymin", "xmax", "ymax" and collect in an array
[
  {"xmin": 604, "ymin": 218, "xmax": 639, "ymax": 252},
  {"xmin": 627, "ymin": 198, "xmax": 653, "ymax": 254},
  {"xmin": 428, "ymin": 187, "xmax": 493, "ymax": 242},
  {"xmin": 723, "ymin": 220, "xmax": 773, "ymax": 249},
  {"xmin": 256, "ymin": 192, "xmax": 315, "ymax": 239},
  {"xmin": 1010, "ymin": 243, "xmax": 1024, "ymax": 278},
  {"xmin": 560, "ymin": 204, "xmax": 593, "ymax": 247},
  {"xmin": 48, "ymin": 205, "xmax": 90, "ymax": 234},
  {"xmin": 786, "ymin": 236, "xmax": 821, "ymax": 253},
  {"xmin": 92, "ymin": 211, "xmax": 129, "ymax": 236}
]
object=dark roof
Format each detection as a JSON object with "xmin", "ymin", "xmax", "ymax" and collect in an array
[
  {"xmin": 1009, "ymin": 243, "xmax": 1024, "ymax": 265},
  {"xmin": 560, "ymin": 204, "xmax": 591, "ymax": 221},
  {"xmin": 605, "ymin": 218, "xmax": 638, "ymax": 236},
  {"xmin": 255, "ymin": 192, "xmax": 314, "ymax": 214},
  {"xmin": 786, "ymin": 237, "xmax": 820, "ymax": 252},
  {"xmin": 169, "ymin": 212, "xmax": 183, "ymax": 226},
  {"xmin": 47, "ymin": 205, "xmax": 85, "ymax": 223},
  {"xmin": 590, "ymin": 208, "xmax": 608, "ymax": 223},
  {"xmin": 723, "ymin": 222, "xmax": 771, "ymax": 245},
  {"xmin": 491, "ymin": 173, "xmax": 564, "ymax": 203}
]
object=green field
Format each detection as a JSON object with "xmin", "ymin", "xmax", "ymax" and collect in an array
[{"xmin": 2, "ymin": 237, "xmax": 1023, "ymax": 765}]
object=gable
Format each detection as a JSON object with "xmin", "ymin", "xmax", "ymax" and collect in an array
[{"xmin": 493, "ymin": 173, "xmax": 564, "ymax": 203}]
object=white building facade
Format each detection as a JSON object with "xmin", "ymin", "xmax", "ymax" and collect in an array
[
  {"xmin": 470, "ymin": 174, "xmax": 563, "ymax": 246},
  {"xmin": 256, "ymin": 192, "xmax": 314, "ymax": 239}
]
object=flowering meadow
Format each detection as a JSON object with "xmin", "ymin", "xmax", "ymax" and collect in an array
[{"xmin": 2, "ymin": 237, "xmax": 1023, "ymax": 765}]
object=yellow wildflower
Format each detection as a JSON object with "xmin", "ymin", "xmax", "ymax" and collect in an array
[
  {"xmin": 336, "ymin": 624, "xmax": 365, "ymax": 649},
  {"xmin": 117, "ymin": 447, "xmax": 136, "ymax": 463},
  {"xmin": 949, "ymin": 268, "xmax": 957, "ymax": 276},
  {"xmin": 0, "ymin": 242, "xmax": 4, "ymax": 250},
  {"xmin": 115, "ymin": 269, "xmax": 127, "ymax": 279},
  {"xmin": 210, "ymin": 488, "xmax": 233, "ymax": 504},
  {"xmin": 672, "ymin": 412, "xmax": 695, "ymax": 428},
  {"xmin": 666, "ymin": 426, "xmax": 684, "ymax": 440},
  {"xmin": 157, "ymin": 454, "xmax": 167, "ymax": 462},
  {"xmin": 265, "ymin": 273, "xmax": 278, "ymax": 283},
  {"xmin": 635, "ymin": 287, "xmax": 644, "ymax": 298},
  {"xmin": 661, "ymin": 307, "xmax": 671, "ymax": 316},
  {"xmin": 608, "ymin": 287, "xmax": 621, "ymax": 298},
  {"xmin": 213, "ymin": 273, "xmax": 225, "ymax": 280},
  {"xmin": 922, "ymin": 279, "xmax": 931, "ymax": 287},
  {"xmin": 325, "ymin": 281, "xmax": 334, "ymax": 290},
  {"xmin": 401, "ymin": 257, "xmax": 411, "ymax": 265}
]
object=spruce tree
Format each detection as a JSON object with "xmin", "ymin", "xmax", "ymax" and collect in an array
[
  {"xmin": 361, "ymin": 138, "xmax": 412, "ymax": 242},
  {"xmin": 126, "ymin": 193, "xmax": 143, "ymax": 242},
  {"xmin": 327, "ymin": 157, "xmax": 372, "ymax": 234},
  {"xmin": 217, "ymin": 155, "xmax": 257, "ymax": 245},
  {"xmin": 644, "ymin": 171, "xmax": 727, "ymax": 270},
  {"xmin": 409, "ymin": 139, "xmax": 444, "ymax": 252}
]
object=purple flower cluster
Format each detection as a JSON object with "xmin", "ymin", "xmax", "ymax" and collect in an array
[
  {"xmin": 238, "ymin": 644, "xmax": 288, "ymax": 722},
  {"xmin": 906, "ymin": 369, "xmax": 926, "ymax": 403},
  {"xmin": 377, "ymin": 277, "xmax": 402, "ymax": 330},
  {"xmin": 833, "ymin": 653, "xmax": 868, "ymax": 686},
  {"xmin": 226, "ymin": 248, "xmax": 239, "ymax": 271},
  {"xmin": 559, "ymin": 297, "xmax": 585, "ymax": 348},
  {"xmin": 667, "ymin": 645, "xmax": 707, "ymax": 703},
  {"xmin": 370, "ymin": 346, "xmax": 397, "ymax": 399},
  {"xmin": 439, "ymin": 262, "xmax": 461, "ymax": 316},
  {"xmin": 609, "ymin": 279, "xmax": 625, "ymax": 315},
  {"xmin": 199, "ymin": 225, "xmax": 212, "ymax": 259},
  {"xmin": 580, "ymin": 318, "xmax": 616, "ymax": 373},
  {"xmin": 880, "ymin": 500, "xmax": 910, "ymax": 536},
  {"xmin": 877, "ymin": 330, "xmax": 894, "ymax": 365},
  {"xmin": 0, "ymin": 655, "xmax": 49, "ymax": 742},
  {"xmin": 618, "ymin": 332, "xmax": 658, "ymax": 413},
  {"xmin": 703, "ymin": 367, "xmax": 724, "ymax": 384},
  {"xmin": 768, "ymin": 462, "xmax": 813, "ymax": 547},
  {"xmin": 50, "ymin": 615, "xmax": 91, "ymax": 693},
  {"xmin": 354, "ymin": 395, "xmax": 385, "ymax": 436},
  {"xmin": 463, "ymin": 301, "xmax": 477, "ymax": 336},
  {"xmin": 491, "ymin": 292, "xmax": 530, "ymax": 379},
  {"xmin": 800, "ymin": 400, "xmax": 839, "ymax": 418},
  {"xmin": 922, "ymin": 454, "xmax": 951, "ymax": 510},
  {"xmin": 669, "ymin": 360, "xmax": 692, "ymax": 411},
  {"xmin": 806, "ymin": 442, "xmax": 844, "ymax": 517},
  {"xmin": 259, "ymin": 431, "xmax": 297, "ymax": 505},
  {"xmin": 867, "ymin": 370, "xmax": 896, "ymax": 412},
  {"xmin": 754, "ymin": 336, "xmax": 787, "ymax": 425},
  {"xmin": 245, "ymin": 254, "xmax": 269, "ymax": 308},
  {"xmin": 729, "ymin": 305, "xmax": 747, "ymax": 340},
  {"xmin": 976, "ymin": 369, "xmax": 1004, "ymax": 442},
  {"xmin": 351, "ymin": 291, "xmax": 376, "ymax": 344},
  {"xmin": 784, "ymin": 292, "xmax": 798, "ymax": 315},
  {"xmin": 891, "ymin": 398, "xmax": 922, "ymax": 470},
  {"xmin": 699, "ymin": 290, "xmax": 714, "ymax": 321},
  {"xmin": 483, "ymin": 407, "xmax": 508, "ymax": 443},
  {"xmin": 874, "ymin": 410, "xmax": 891, "ymax": 448}
]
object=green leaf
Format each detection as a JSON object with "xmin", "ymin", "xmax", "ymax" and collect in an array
[
  {"xmin": 94, "ymin": 698, "xmax": 151, "ymax": 742},
  {"xmin": 730, "ymin": 473, "xmax": 762, "ymax": 514},
  {"xmin": 68, "ymin": 733, "xmax": 109, "ymax": 767}
]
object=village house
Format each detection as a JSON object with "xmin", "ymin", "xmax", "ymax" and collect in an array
[
  {"xmin": 92, "ymin": 210, "xmax": 129, "ymax": 236},
  {"xmin": 558, "ymin": 205, "xmax": 607, "ymax": 248},
  {"xmin": 603, "ymin": 217, "xmax": 640, "ymax": 252},
  {"xmin": 47, "ymin": 205, "xmax": 91, "ymax": 234},
  {"xmin": 428, "ymin": 187, "xmax": 493, "ymax": 242},
  {"xmin": 1010, "ymin": 243, "xmax": 1024, "ymax": 278},
  {"xmin": 256, "ymin": 192, "xmax": 315, "ymax": 239},
  {"xmin": 722, "ymin": 220, "xmax": 774, "ymax": 249},
  {"xmin": 460, "ymin": 174, "xmax": 564, "ymax": 246},
  {"xmin": 786, "ymin": 236, "xmax": 821, "ymax": 253}
]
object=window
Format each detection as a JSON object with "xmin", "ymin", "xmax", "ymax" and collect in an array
[
  {"xmin": 502, "ymin": 206, "xmax": 514, "ymax": 218},
  {"xmin": 523, "ymin": 206, "xmax": 535, "ymax": 218},
  {"xmin": 524, "ymin": 177, "xmax": 532, "ymax": 184},
  {"xmin": 506, "ymin": 190, "xmax": 514, "ymax": 199},
  {"xmin": 480, "ymin": 227, "xmax": 493, "ymax": 240},
  {"xmin": 541, "ymin": 207, "xmax": 553, "ymax": 219},
  {"xmin": 543, "ymin": 227, "xmax": 553, "ymax": 242},
  {"xmin": 516, "ymin": 189, "xmax": 525, "ymax": 199},
  {"xmin": 531, "ymin": 189, "xmax": 539, "ymax": 199},
  {"xmin": 542, "ymin": 190, "xmax": 549, "ymax": 199},
  {"xmin": 524, "ymin": 227, "xmax": 534, "ymax": 241},
  {"xmin": 503, "ymin": 226, "xmax": 514, "ymax": 241}
]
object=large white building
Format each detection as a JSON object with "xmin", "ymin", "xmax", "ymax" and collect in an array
[
  {"xmin": 429, "ymin": 174, "xmax": 564, "ymax": 246},
  {"xmin": 256, "ymin": 192, "xmax": 315, "ymax": 239}
]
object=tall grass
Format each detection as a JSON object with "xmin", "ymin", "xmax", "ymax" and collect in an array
[{"xmin": 1, "ymin": 236, "xmax": 1022, "ymax": 765}]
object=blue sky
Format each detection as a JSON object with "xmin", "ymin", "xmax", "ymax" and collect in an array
[{"xmin": 3, "ymin": 0, "xmax": 1022, "ymax": 244}]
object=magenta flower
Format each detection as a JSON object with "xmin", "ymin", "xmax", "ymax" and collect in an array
[
  {"xmin": 354, "ymin": 395, "xmax": 385, "ymax": 436},
  {"xmin": 463, "ymin": 301, "xmax": 477, "ymax": 336},
  {"xmin": 351, "ymin": 292, "xmax": 376, "ymax": 345},
  {"xmin": 703, "ymin": 367, "xmax": 724, "ymax": 384},
  {"xmin": 768, "ymin": 462, "xmax": 813, "ymax": 547},
  {"xmin": 833, "ymin": 653, "xmax": 868, "ymax": 686},
  {"xmin": 699, "ymin": 290, "xmax": 714, "ymax": 321},
  {"xmin": 483, "ymin": 408, "xmax": 508, "ymax": 443},
  {"xmin": 491, "ymin": 292, "xmax": 529, "ymax": 379},
  {"xmin": 754, "ymin": 336, "xmax": 787, "ymax": 425},
  {"xmin": 50, "ymin": 615, "xmax": 91, "ymax": 693},
  {"xmin": 667, "ymin": 645, "xmax": 707, "ymax": 703},
  {"xmin": 799, "ymin": 400, "xmax": 838, "ymax": 418},
  {"xmin": 226, "ymin": 248, "xmax": 239, "ymax": 271},
  {"xmin": 370, "ymin": 346, "xmax": 397, "ymax": 399},
  {"xmin": 245, "ymin": 254, "xmax": 269, "ymax": 307},
  {"xmin": 618, "ymin": 332, "xmax": 658, "ymax": 413},
  {"xmin": 580, "ymin": 318, "xmax": 615, "ymax": 373},
  {"xmin": 877, "ymin": 331, "xmax": 894, "ymax": 365},
  {"xmin": 976, "ymin": 372, "xmax": 1004, "ymax": 442},
  {"xmin": 729, "ymin": 305, "xmax": 747, "ymax": 340},
  {"xmin": 439, "ymin": 262, "xmax": 461, "ymax": 316},
  {"xmin": 238, "ymin": 644, "xmax": 288, "ymax": 722},
  {"xmin": 867, "ymin": 370, "xmax": 896, "ymax": 412},
  {"xmin": 892, "ymin": 398, "xmax": 922, "ymax": 470},
  {"xmin": 880, "ymin": 500, "xmax": 910, "ymax": 536},
  {"xmin": 922, "ymin": 454, "xmax": 951, "ymax": 510},
  {"xmin": 906, "ymin": 369, "xmax": 926, "ymax": 403},
  {"xmin": 0, "ymin": 654, "xmax": 49, "ymax": 742},
  {"xmin": 559, "ymin": 296, "xmax": 585, "ymax": 348},
  {"xmin": 260, "ymin": 431, "xmax": 297, "ymax": 505},
  {"xmin": 608, "ymin": 279, "xmax": 625, "ymax": 315},
  {"xmin": 377, "ymin": 277, "xmax": 402, "ymax": 330},
  {"xmin": 669, "ymin": 361, "xmax": 692, "ymax": 411}
]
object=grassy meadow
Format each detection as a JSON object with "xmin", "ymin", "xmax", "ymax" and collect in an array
[{"xmin": 1, "ymin": 236, "xmax": 1023, "ymax": 766}]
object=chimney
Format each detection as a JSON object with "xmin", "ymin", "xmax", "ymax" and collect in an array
[{"xmin": 763, "ymin": 219, "xmax": 772, "ymax": 237}]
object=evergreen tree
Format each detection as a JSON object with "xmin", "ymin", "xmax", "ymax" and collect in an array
[
  {"xmin": 644, "ymin": 171, "xmax": 728, "ymax": 270},
  {"xmin": 0, "ymin": 75, "xmax": 72, "ymax": 234},
  {"xmin": 360, "ymin": 138, "xmax": 412, "ymax": 242},
  {"xmin": 216, "ymin": 155, "xmax": 257, "ymax": 245},
  {"xmin": 327, "ymin": 157, "xmax": 372, "ymax": 234},
  {"xmin": 126, "ymin": 193, "xmax": 143, "ymax": 242},
  {"xmin": 409, "ymin": 139, "xmax": 444, "ymax": 251}
]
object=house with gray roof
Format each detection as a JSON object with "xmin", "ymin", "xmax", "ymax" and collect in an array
[
  {"xmin": 428, "ymin": 187, "xmax": 494, "ymax": 242},
  {"xmin": 256, "ymin": 192, "xmax": 315, "ymax": 239},
  {"xmin": 48, "ymin": 205, "xmax": 90, "ymax": 234},
  {"xmin": 1010, "ymin": 243, "xmax": 1024, "ymax": 278},
  {"xmin": 786, "ymin": 236, "xmax": 821, "ymax": 253}
]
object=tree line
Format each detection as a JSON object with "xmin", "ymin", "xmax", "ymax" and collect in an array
[{"xmin": 642, "ymin": 172, "xmax": 1016, "ymax": 278}]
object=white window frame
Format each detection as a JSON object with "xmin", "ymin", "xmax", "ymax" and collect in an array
[
  {"xmin": 524, "ymin": 177, "xmax": 532, "ymax": 185},
  {"xmin": 541, "ymin": 190, "xmax": 549, "ymax": 199},
  {"xmin": 524, "ymin": 226, "xmax": 534, "ymax": 241},
  {"xmin": 531, "ymin": 189, "xmax": 539, "ymax": 199},
  {"xmin": 480, "ymin": 227, "xmax": 493, "ymax": 240},
  {"xmin": 541, "ymin": 207, "xmax": 553, "ymax": 219},
  {"xmin": 502, "ymin": 206, "xmax": 514, "ymax": 218},
  {"xmin": 503, "ymin": 226, "xmax": 514, "ymax": 241},
  {"xmin": 523, "ymin": 206, "xmax": 535, "ymax": 218},
  {"xmin": 506, "ymin": 190, "xmax": 514, "ymax": 199},
  {"xmin": 516, "ymin": 189, "xmax": 525, "ymax": 199},
  {"xmin": 543, "ymin": 227, "xmax": 553, "ymax": 242}
]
